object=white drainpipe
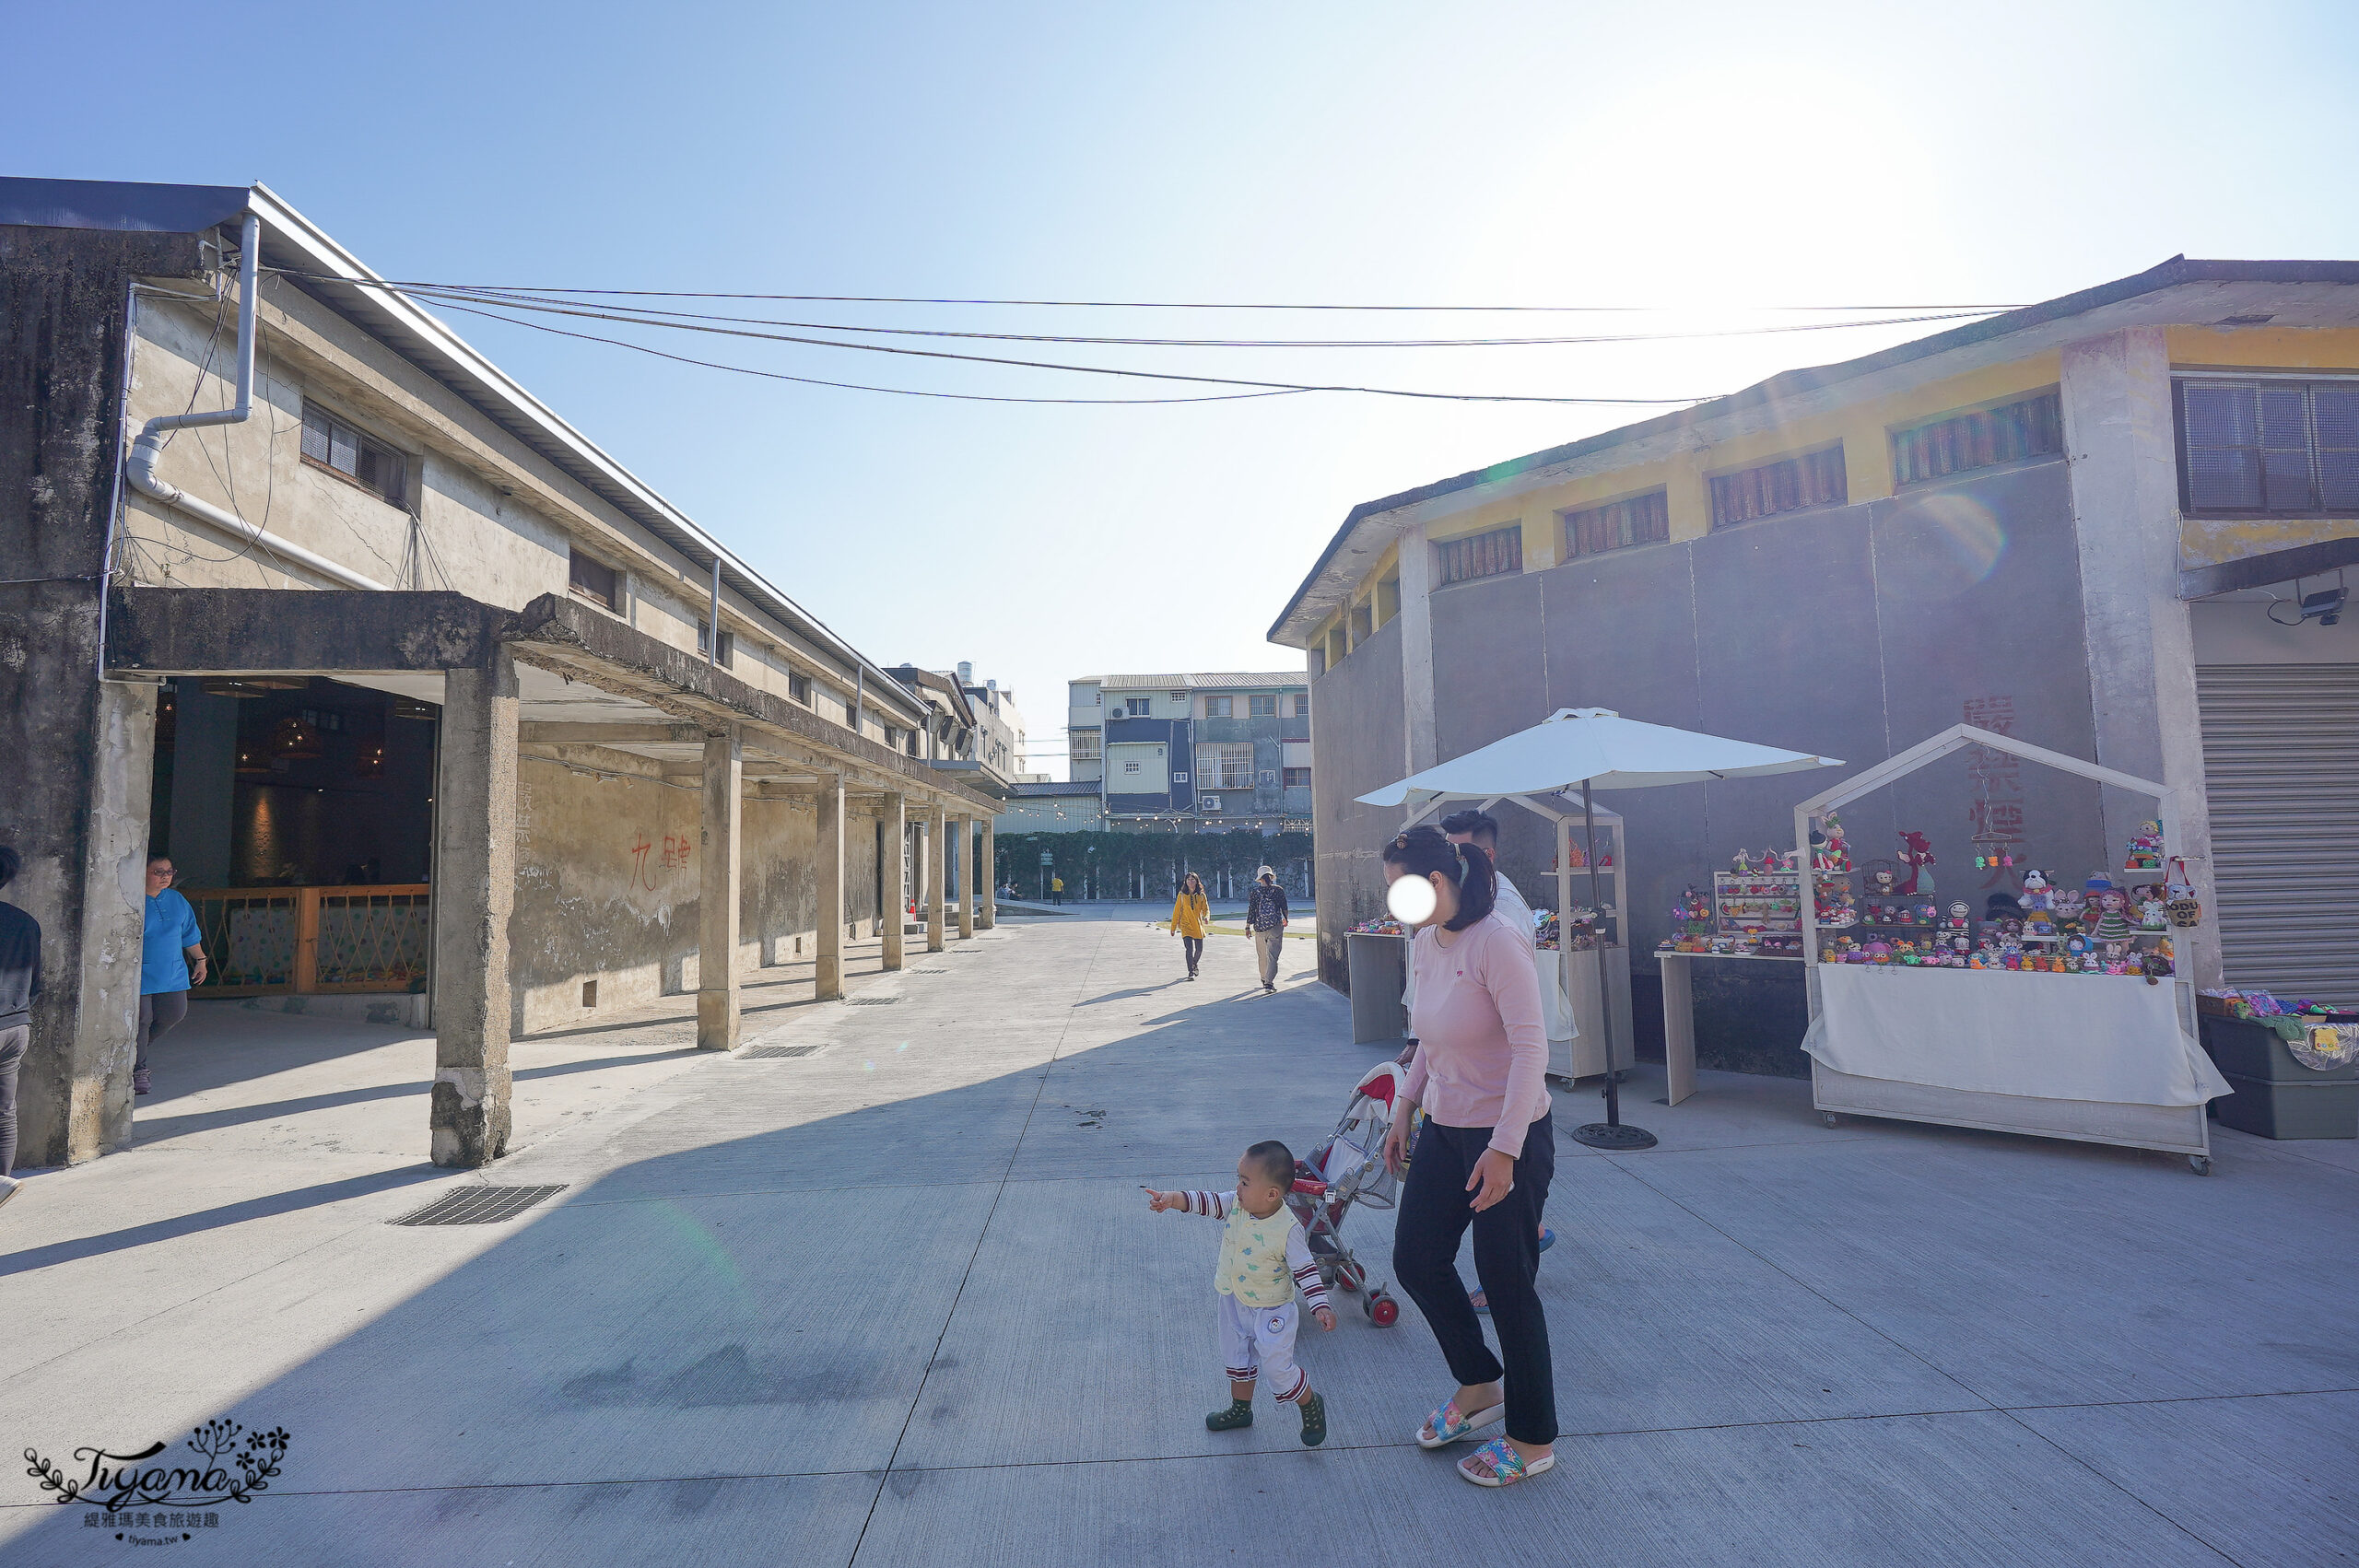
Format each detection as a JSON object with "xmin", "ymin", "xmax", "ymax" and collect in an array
[{"xmin": 123, "ymin": 211, "xmax": 387, "ymax": 593}]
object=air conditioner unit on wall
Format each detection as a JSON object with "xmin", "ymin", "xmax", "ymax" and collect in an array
[{"xmin": 1202, "ymin": 796, "xmax": 1223, "ymax": 813}]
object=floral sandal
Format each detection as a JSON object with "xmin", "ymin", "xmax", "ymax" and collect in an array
[
  {"xmin": 1415, "ymin": 1397, "xmax": 1505, "ymax": 1449},
  {"xmin": 1458, "ymin": 1436, "xmax": 1555, "ymax": 1488}
]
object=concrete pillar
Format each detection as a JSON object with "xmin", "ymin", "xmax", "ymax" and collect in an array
[
  {"xmin": 696, "ymin": 727, "xmax": 742, "ymax": 1050},
  {"xmin": 980, "ymin": 823, "xmax": 996, "ymax": 930},
  {"xmin": 926, "ymin": 802, "xmax": 947, "ymax": 952},
  {"xmin": 880, "ymin": 792, "xmax": 907, "ymax": 970},
  {"xmin": 1396, "ymin": 521, "xmax": 1438, "ymax": 771},
  {"xmin": 431, "ymin": 651, "xmax": 519, "ymax": 1168},
  {"xmin": 816, "ymin": 774, "xmax": 846, "ymax": 1000},
  {"xmin": 955, "ymin": 816, "xmax": 975, "ymax": 938},
  {"xmin": 164, "ymin": 678, "xmax": 238, "ymax": 889},
  {"xmin": 2060, "ymin": 327, "xmax": 2223, "ymax": 989},
  {"xmin": 11, "ymin": 679, "xmax": 156, "ymax": 1167}
]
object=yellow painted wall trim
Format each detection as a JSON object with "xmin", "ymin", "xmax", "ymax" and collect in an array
[{"xmin": 2167, "ymin": 326, "xmax": 2359, "ymax": 372}]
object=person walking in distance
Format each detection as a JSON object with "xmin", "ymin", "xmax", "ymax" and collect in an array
[
  {"xmin": 1169, "ymin": 872, "xmax": 1212, "ymax": 981},
  {"xmin": 1050, "ymin": 873, "xmax": 1064, "ymax": 906},
  {"xmin": 1246, "ymin": 865, "xmax": 1289, "ymax": 993},
  {"xmin": 0, "ymin": 846, "xmax": 39, "ymax": 1209},
  {"xmin": 136, "ymin": 855, "xmax": 206, "ymax": 1098},
  {"xmin": 1440, "ymin": 810, "xmax": 1558, "ymax": 1312},
  {"xmin": 1380, "ymin": 826, "xmax": 1557, "ymax": 1488}
]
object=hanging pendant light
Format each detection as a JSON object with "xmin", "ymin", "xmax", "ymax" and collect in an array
[{"xmin": 270, "ymin": 712, "xmax": 324, "ymax": 761}]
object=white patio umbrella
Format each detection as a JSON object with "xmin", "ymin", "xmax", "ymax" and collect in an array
[{"xmin": 1358, "ymin": 708, "xmax": 1841, "ymax": 1149}]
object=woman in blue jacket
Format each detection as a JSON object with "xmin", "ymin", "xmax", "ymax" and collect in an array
[{"xmin": 138, "ymin": 855, "xmax": 206, "ymax": 1097}]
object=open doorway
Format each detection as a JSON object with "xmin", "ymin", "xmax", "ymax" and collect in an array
[{"xmin": 147, "ymin": 676, "xmax": 439, "ymax": 1027}]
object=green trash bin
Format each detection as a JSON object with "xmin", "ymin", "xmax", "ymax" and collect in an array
[{"xmin": 2201, "ymin": 1013, "xmax": 2359, "ymax": 1140}]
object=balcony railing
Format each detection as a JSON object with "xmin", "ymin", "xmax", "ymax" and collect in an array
[{"xmin": 183, "ymin": 884, "xmax": 431, "ymax": 997}]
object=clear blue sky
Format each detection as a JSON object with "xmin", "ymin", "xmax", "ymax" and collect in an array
[{"xmin": 10, "ymin": 2, "xmax": 2358, "ymax": 775}]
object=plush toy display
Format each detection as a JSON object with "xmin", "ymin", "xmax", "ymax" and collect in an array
[
  {"xmin": 1895, "ymin": 831, "xmax": 1937, "ymax": 895},
  {"xmin": 2124, "ymin": 821, "xmax": 2164, "ymax": 872}
]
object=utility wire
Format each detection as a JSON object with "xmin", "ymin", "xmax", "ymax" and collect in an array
[
  {"xmin": 347, "ymin": 284, "xmax": 1719, "ymax": 404},
  {"xmin": 272, "ymin": 271, "xmax": 2022, "ymax": 314},
  {"xmin": 422, "ymin": 299, "xmax": 1311, "ymax": 404},
  {"xmin": 352, "ymin": 279, "xmax": 2005, "ymax": 350}
]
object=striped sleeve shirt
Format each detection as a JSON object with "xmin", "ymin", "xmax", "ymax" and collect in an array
[{"xmin": 1180, "ymin": 1190, "xmax": 1331, "ymax": 1313}]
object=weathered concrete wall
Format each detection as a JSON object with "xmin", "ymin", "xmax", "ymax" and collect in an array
[
  {"xmin": 1308, "ymin": 619, "xmax": 1403, "ymax": 989},
  {"xmin": 1312, "ymin": 456, "xmax": 2104, "ymax": 1071},
  {"xmin": 510, "ymin": 760, "xmax": 884, "ymax": 1036},
  {"xmin": 0, "ymin": 224, "xmax": 205, "ymax": 1165},
  {"xmin": 116, "ymin": 284, "xmax": 920, "ymax": 743}
]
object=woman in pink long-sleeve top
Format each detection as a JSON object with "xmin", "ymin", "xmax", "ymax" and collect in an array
[{"xmin": 1379, "ymin": 825, "xmax": 1557, "ymax": 1488}]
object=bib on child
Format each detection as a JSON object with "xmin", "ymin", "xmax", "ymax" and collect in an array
[{"xmin": 1216, "ymin": 1203, "xmax": 1298, "ymax": 1308}]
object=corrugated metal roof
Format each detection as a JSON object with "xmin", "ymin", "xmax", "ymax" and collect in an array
[
  {"xmin": 1096, "ymin": 672, "xmax": 1306, "ymax": 690},
  {"xmin": 1008, "ymin": 779, "xmax": 1099, "ymax": 796}
]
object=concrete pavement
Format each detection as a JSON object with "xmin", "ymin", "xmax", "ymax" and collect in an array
[{"xmin": 4, "ymin": 912, "xmax": 2355, "ymax": 1565}]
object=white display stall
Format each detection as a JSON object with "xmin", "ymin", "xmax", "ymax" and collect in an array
[{"xmin": 1792, "ymin": 725, "xmax": 2230, "ymax": 1173}]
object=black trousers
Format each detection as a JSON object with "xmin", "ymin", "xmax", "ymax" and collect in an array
[
  {"xmin": 1392, "ymin": 1113, "xmax": 1557, "ymax": 1446},
  {"xmin": 0, "ymin": 1024, "xmax": 25, "ymax": 1176},
  {"xmin": 136, "ymin": 990, "xmax": 188, "ymax": 1073},
  {"xmin": 1181, "ymin": 936, "xmax": 1203, "ymax": 973}
]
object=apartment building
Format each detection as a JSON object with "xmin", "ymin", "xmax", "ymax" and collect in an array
[{"xmin": 1065, "ymin": 673, "xmax": 1312, "ymax": 831}]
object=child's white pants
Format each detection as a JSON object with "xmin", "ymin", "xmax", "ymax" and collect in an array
[{"xmin": 1219, "ymin": 1294, "xmax": 1307, "ymax": 1402}]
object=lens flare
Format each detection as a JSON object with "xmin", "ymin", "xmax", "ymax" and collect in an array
[{"xmin": 1884, "ymin": 493, "xmax": 2007, "ymax": 600}]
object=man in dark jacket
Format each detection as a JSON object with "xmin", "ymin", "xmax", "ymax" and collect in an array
[
  {"xmin": 0, "ymin": 844, "xmax": 40, "ymax": 1207},
  {"xmin": 1245, "ymin": 865, "xmax": 1290, "ymax": 993}
]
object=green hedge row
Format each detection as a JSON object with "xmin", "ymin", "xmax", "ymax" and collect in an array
[{"xmin": 992, "ymin": 830, "xmax": 1314, "ymax": 901}]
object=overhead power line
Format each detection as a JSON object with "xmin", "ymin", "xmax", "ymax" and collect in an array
[
  {"xmin": 338, "ymin": 279, "xmax": 2004, "ymax": 350},
  {"xmin": 319, "ymin": 276, "xmax": 1723, "ymax": 405},
  {"xmin": 279, "ymin": 273, "xmax": 2024, "ymax": 314}
]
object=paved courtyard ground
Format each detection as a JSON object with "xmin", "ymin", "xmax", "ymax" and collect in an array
[{"xmin": 4, "ymin": 910, "xmax": 2355, "ymax": 1565}]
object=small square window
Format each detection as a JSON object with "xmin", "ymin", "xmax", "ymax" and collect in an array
[
  {"xmin": 789, "ymin": 672, "xmax": 813, "ymax": 705},
  {"xmin": 301, "ymin": 401, "xmax": 408, "ymax": 507},
  {"xmin": 1204, "ymin": 696, "xmax": 1233, "ymax": 719},
  {"xmin": 1283, "ymin": 766, "xmax": 1310, "ymax": 788},
  {"xmin": 1124, "ymin": 696, "xmax": 1150, "ymax": 717},
  {"xmin": 1248, "ymin": 695, "xmax": 1277, "ymax": 719},
  {"xmin": 1293, "ymin": 695, "xmax": 1310, "ymax": 718},
  {"xmin": 697, "ymin": 623, "xmax": 734, "ymax": 668},
  {"xmin": 568, "ymin": 548, "xmax": 618, "ymax": 611}
]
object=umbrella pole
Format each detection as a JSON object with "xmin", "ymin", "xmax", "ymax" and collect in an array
[{"xmin": 1572, "ymin": 778, "xmax": 1657, "ymax": 1152}]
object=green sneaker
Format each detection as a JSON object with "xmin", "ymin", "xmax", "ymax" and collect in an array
[
  {"xmin": 1297, "ymin": 1390, "xmax": 1328, "ymax": 1447},
  {"xmin": 1205, "ymin": 1398, "xmax": 1253, "ymax": 1432}
]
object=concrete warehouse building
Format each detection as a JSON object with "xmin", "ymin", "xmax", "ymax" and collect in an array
[
  {"xmin": 1271, "ymin": 257, "xmax": 2359, "ymax": 1061},
  {"xmin": 0, "ymin": 177, "xmax": 1002, "ymax": 1171}
]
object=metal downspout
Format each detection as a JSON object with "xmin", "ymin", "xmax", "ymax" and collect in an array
[{"xmin": 122, "ymin": 211, "xmax": 387, "ymax": 593}]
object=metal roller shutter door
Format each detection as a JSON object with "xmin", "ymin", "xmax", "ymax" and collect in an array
[{"xmin": 2194, "ymin": 663, "xmax": 2359, "ymax": 1005}]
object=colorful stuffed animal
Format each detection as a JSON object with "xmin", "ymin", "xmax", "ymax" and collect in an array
[{"xmin": 1895, "ymin": 831, "xmax": 1937, "ymax": 895}]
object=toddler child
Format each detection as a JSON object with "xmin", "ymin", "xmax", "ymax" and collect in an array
[{"xmin": 1144, "ymin": 1139, "xmax": 1335, "ymax": 1445}]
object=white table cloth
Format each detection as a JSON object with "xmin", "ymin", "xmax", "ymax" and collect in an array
[{"xmin": 1803, "ymin": 964, "xmax": 2229, "ymax": 1106}]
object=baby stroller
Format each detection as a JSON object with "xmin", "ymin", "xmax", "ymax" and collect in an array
[{"xmin": 1287, "ymin": 1060, "xmax": 1408, "ymax": 1326}]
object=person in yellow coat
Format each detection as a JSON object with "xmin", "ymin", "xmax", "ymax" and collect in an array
[{"xmin": 1168, "ymin": 872, "xmax": 1212, "ymax": 980}]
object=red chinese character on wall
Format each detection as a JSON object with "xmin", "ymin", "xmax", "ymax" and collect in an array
[{"xmin": 1965, "ymin": 696, "xmax": 2027, "ymax": 886}]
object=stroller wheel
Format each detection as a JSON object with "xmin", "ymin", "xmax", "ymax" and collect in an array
[
  {"xmin": 1335, "ymin": 1259, "xmax": 1366, "ymax": 1293},
  {"xmin": 1368, "ymin": 1293, "xmax": 1401, "ymax": 1328}
]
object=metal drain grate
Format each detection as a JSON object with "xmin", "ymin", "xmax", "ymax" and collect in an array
[
  {"xmin": 740, "ymin": 1044, "xmax": 824, "ymax": 1059},
  {"xmin": 910, "ymin": 966, "xmax": 950, "ymax": 974},
  {"xmin": 846, "ymin": 995, "xmax": 900, "ymax": 1006},
  {"xmin": 392, "ymin": 1185, "xmax": 567, "ymax": 1226}
]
